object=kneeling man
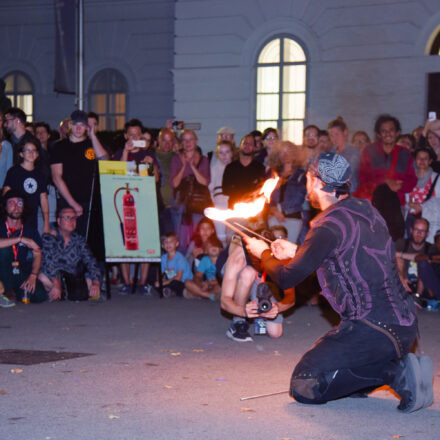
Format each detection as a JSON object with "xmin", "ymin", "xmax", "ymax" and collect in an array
[{"xmin": 247, "ymin": 153, "xmax": 433, "ymax": 413}]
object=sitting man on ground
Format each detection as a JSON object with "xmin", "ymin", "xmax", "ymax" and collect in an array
[
  {"xmin": 0, "ymin": 189, "xmax": 47, "ymax": 306},
  {"xmin": 39, "ymin": 207, "xmax": 101, "ymax": 301},
  {"xmin": 221, "ymin": 233, "xmax": 295, "ymax": 342},
  {"xmin": 395, "ymin": 217, "xmax": 440, "ymax": 310}
]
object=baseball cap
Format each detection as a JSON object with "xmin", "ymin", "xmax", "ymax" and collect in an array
[
  {"xmin": 217, "ymin": 126, "xmax": 235, "ymax": 135},
  {"xmin": 70, "ymin": 110, "xmax": 88, "ymax": 125},
  {"xmin": 312, "ymin": 152, "xmax": 351, "ymax": 193}
]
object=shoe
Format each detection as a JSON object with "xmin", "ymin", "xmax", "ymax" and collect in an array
[
  {"xmin": 226, "ymin": 321, "xmax": 253, "ymax": 342},
  {"xmin": 118, "ymin": 284, "xmax": 131, "ymax": 295},
  {"xmin": 163, "ymin": 287, "xmax": 176, "ymax": 298},
  {"xmin": 392, "ymin": 353, "xmax": 430, "ymax": 413},
  {"xmin": 425, "ymin": 299, "xmax": 439, "ymax": 311},
  {"xmin": 413, "ymin": 293, "xmax": 428, "ymax": 310},
  {"xmin": 0, "ymin": 294, "xmax": 15, "ymax": 308},
  {"xmin": 136, "ymin": 284, "xmax": 152, "ymax": 296}
]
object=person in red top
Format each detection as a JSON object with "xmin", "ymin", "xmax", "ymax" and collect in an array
[{"xmin": 355, "ymin": 114, "xmax": 417, "ymax": 206}]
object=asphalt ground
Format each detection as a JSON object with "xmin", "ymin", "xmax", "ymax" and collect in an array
[{"xmin": 0, "ymin": 291, "xmax": 439, "ymax": 440}]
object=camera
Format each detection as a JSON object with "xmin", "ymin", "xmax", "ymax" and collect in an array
[{"xmin": 256, "ymin": 282, "xmax": 272, "ymax": 314}]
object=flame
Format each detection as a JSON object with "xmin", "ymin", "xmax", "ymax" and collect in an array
[{"xmin": 204, "ymin": 175, "xmax": 279, "ymax": 221}]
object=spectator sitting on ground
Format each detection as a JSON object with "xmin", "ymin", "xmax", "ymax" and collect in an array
[
  {"xmin": 395, "ymin": 218, "xmax": 440, "ymax": 310},
  {"xmin": 0, "ymin": 189, "xmax": 47, "ymax": 307},
  {"xmin": 39, "ymin": 207, "xmax": 101, "ymax": 301},
  {"xmin": 157, "ymin": 232, "xmax": 193, "ymax": 298},
  {"xmin": 185, "ymin": 235, "xmax": 223, "ymax": 301},
  {"xmin": 185, "ymin": 217, "xmax": 219, "ymax": 270}
]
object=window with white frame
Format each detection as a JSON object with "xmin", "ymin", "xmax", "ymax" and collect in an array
[
  {"xmin": 3, "ymin": 72, "xmax": 34, "ymax": 121},
  {"xmin": 89, "ymin": 68, "xmax": 127, "ymax": 131},
  {"xmin": 256, "ymin": 37, "xmax": 307, "ymax": 144},
  {"xmin": 430, "ymin": 30, "xmax": 440, "ymax": 55}
]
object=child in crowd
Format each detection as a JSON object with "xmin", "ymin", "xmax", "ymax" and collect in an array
[
  {"xmin": 185, "ymin": 217, "xmax": 219, "ymax": 270},
  {"xmin": 187, "ymin": 235, "xmax": 223, "ymax": 300},
  {"xmin": 158, "ymin": 232, "xmax": 193, "ymax": 298}
]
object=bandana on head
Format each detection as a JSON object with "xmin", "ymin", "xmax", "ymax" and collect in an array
[{"xmin": 312, "ymin": 152, "xmax": 351, "ymax": 193}]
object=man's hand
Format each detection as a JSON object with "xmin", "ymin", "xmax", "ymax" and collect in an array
[
  {"xmin": 271, "ymin": 239, "xmax": 297, "ymax": 260},
  {"xmin": 71, "ymin": 202, "xmax": 83, "ymax": 217},
  {"xmin": 384, "ymin": 178, "xmax": 403, "ymax": 192},
  {"xmin": 399, "ymin": 275, "xmax": 412, "ymax": 292},
  {"xmin": 20, "ymin": 273, "xmax": 37, "ymax": 294},
  {"xmin": 246, "ymin": 237, "xmax": 269, "ymax": 259},
  {"xmin": 20, "ymin": 237, "xmax": 41, "ymax": 252},
  {"xmin": 245, "ymin": 300, "xmax": 280, "ymax": 319},
  {"xmin": 89, "ymin": 280, "xmax": 100, "ymax": 298}
]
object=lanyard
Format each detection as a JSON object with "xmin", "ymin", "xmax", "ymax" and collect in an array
[{"xmin": 6, "ymin": 222, "xmax": 23, "ymax": 261}]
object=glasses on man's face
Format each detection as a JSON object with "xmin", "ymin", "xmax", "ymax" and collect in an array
[
  {"xmin": 23, "ymin": 149, "xmax": 38, "ymax": 154},
  {"xmin": 413, "ymin": 228, "xmax": 428, "ymax": 234},
  {"xmin": 60, "ymin": 215, "xmax": 77, "ymax": 221},
  {"xmin": 4, "ymin": 117, "xmax": 15, "ymax": 124}
]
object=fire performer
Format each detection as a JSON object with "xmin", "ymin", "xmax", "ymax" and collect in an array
[{"xmin": 246, "ymin": 152, "xmax": 433, "ymax": 413}]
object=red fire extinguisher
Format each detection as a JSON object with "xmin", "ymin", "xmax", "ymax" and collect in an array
[{"xmin": 114, "ymin": 184, "xmax": 139, "ymax": 250}]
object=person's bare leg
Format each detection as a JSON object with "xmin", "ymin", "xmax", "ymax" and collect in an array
[
  {"xmin": 120, "ymin": 263, "xmax": 131, "ymax": 286},
  {"xmin": 139, "ymin": 263, "xmax": 150, "ymax": 285}
]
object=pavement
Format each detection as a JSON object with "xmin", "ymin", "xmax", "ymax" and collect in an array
[{"xmin": 0, "ymin": 291, "xmax": 439, "ymax": 440}]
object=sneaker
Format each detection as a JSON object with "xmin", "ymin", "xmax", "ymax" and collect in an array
[
  {"xmin": 136, "ymin": 284, "xmax": 152, "ymax": 296},
  {"xmin": 425, "ymin": 299, "xmax": 439, "ymax": 311},
  {"xmin": 226, "ymin": 321, "xmax": 253, "ymax": 343},
  {"xmin": 413, "ymin": 293, "xmax": 428, "ymax": 310},
  {"xmin": 392, "ymin": 353, "xmax": 430, "ymax": 413},
  {"xmin": 0, "ymin": 294, "xmax": 15, "ymax": 308},
  {"xmin": 118, "ymin": 284, "xmax": 131, "ymax": 295}
]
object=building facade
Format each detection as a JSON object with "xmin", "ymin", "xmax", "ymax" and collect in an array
[{"xmin": 1, "ymin": 0, "xmax": 439, "ymax": 151}]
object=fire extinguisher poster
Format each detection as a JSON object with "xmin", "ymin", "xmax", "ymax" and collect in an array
[{"xmin": 98, "ymin": 161, "xmax": 161, "ymax": 262}]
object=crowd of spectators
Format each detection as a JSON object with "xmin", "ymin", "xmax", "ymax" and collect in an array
[{"xmin": 0, "ymin": 104, "xmax": 439, "ymax": 318}]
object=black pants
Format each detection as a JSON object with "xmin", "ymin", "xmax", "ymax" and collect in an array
[{"xmin": 290, "ymin": 319, "xmax": 417, "ymax": 404}]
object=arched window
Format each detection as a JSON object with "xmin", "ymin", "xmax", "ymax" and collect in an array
[
  {"xmin": 89, "ymin": 68, "xmax": 127, "ymax": 130},
  {"xmin": 256, "ymin": 37, "xmax": 307, "ymax": 144},
  {"xmin": 429, "ymin": 30, "xmax": 440, "ymax": 55},
  {"xmin": 3, "ymin": 72, "xmax": 34, "ymax": 121}
]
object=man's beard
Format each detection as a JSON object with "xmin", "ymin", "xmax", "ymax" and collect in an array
[
  {"xmin": 241, "ymin": 151, "xmax": 254, "ymax": 157},
  {"xmin": 307, "ymin": 190, "xmax": 321, "ymax": 210},
  {"xmin": 7, "ymin": 212, "xmax": 23, "ymax": 221}
]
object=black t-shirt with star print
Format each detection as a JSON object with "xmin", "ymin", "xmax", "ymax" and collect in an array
[{"xmin": 4, "ymin": 164, "xmax": 48, "ymax": 229}]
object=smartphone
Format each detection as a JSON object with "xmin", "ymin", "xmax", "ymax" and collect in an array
[
  {"xmin": 428, "ymin": 111, "xmax": 437, "ymax": 122},
  {"xmin": 132, "ymin": 139, "xmax": 147, "ymax": 148}
]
